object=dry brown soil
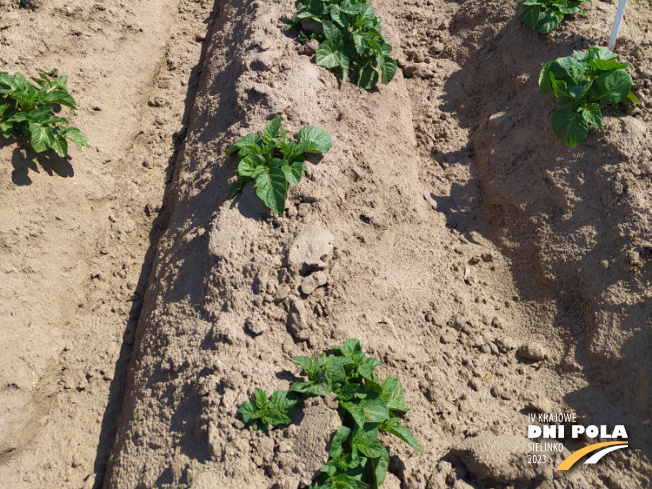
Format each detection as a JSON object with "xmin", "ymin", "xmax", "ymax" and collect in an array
[{"xmin": 1, "ymin": 0, "xmax": 651, "ymax": 488}]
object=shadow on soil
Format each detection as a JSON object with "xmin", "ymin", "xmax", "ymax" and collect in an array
[
  {"xmin": 90, "ymin": 2, "xmax": 222, "ymax": 488},
  {"xmin": 431, "ymin": 0, "xmax": 652, "ymax": 472},
  {"xmin": 1, "ymin": 136, "xmax": 74, "ymax": 185}
]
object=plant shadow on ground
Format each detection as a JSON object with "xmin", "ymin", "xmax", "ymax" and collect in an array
[
  {"xmin": 89, "ymin": 1, "xmax": 222, "ymax": 487},
  {"xmin": 430, "ymin": 0, "xmax": 652, "ymax": 471},
  {"xmin": 1, "ymin": 135, "xmax": 74, "ymax": 185}
]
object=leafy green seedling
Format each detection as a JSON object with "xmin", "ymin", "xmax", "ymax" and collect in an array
[
  {"xmin": 237, "ymin": 338, "xmax": 422, "ymax": 488},
  {"xmin": 0, "ymin": 69, "xmax": 90, "ymax": 156},
  {"xmin": 286, "ymin": 0, "xmax": 397, "ymax": 90},
  {"xmin": 293, "ymin": 339, "xmax": 421, "ymax": 489},
  {"xmin": 539, "ymin": 46, "xmax": 639, "ymax": 146},
  {"xmin": 519, "ymin": 0, "xmax": 591, "ymax": 34},
  {"xmin": 226, "ymin": 115, "xmax": 332, "ymax": 214},
  {"xmin": 237, "ymin": 388, "xmax": 300, "ymax": 431}
]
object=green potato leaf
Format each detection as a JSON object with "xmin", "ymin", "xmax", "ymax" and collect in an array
[
  {"xmin": 584, "ymin": 46, "xmax": 618, "ymax": 62},
  {"xmin": 357, "ymin": 65, "xmax": 379, "ymax": 90},
  {"xmin": 358, "ymin": 393, "xmax": 389, "ymax": 424},
  {"xmin": 54, "ymin": 75, "xmax": 68, "ymax": 89},
  {"xmin": 519, "ymin": 0, "xmax": 589, "ymax": 33},
  {"xmin": 539, "ymin": 61, "xmax": 554, "ymax": 93},
  {"xmin": 379, "ymin": 56, "xmax": 397, "ymax": 85},
  {"xmin": 28, "ymin": 121, "xmax": 56, "ymax": 153},
  {"xmin": 351, "ymin": 32, "xmax": 366, "ymax": 55},
  {"xmin": 264, "ymin": 115, "xmax": 282, "ymax": 138},
  {"xmin": 237, "ymin": 401, "xmax": 258, "ymax": 424},
  {"xmin": 342, "ymin": 401, "xmax": 366, "ymax": 428},
  {"xmin": 329, "ymin": 426, "xmax": 352, "ymax": 458},
  {"xmin": 44, "ymin": 89, "xmax": 77, "ymax": 109},
  {"xmin": 590, "ymin": 58, "xmax": 629, "ymax": 72},
  {"xmin": 297, "ymin": 125, "xmax": 333, "ymax": 154},
  {"xmin": 313, "ymin": 352, "xmax": 328, "ymax": 371},
  {"xmin": 380, "ymin": 376, "xmax": 408, "ymax": 413},
  {"xmin": 520, "ymin": 4, "xmax": 542, "ymax": 29},
  {"xmin": 340, "ymin": 54, "xmax": 351, "ymax": 85},
  {"xmin": 627, "ymin": 91, "xmax": 640, "ymax": 104},
  {"xmin": 290, "ymin": 356, "xmax": 314, "ymax": 374},
  {"xmin": 6, "ymin": 112, "xmax": 30, "ymax": 123},
  {"xmin": 265, "ymin": 407, "xmax": 291, "ymax": 426},
  {"xmin": 255, "ymin": 160, "xmax": 288, "ymax": 214},
  {"xmin": 0, "ymin": 121, "xmax": 13, "ymax": 138},
  {"xmin": 322, "ymin": 20, "xmax": 343, "ymax": 45},
  {"xmin": 51, "ymin": 135, "xmax": 69, "ymax": 158},
  {"xmin": 28, "ymin": 105, "xmax": 55, "ymax": 120},
  {"xmin": 568, "ymin": 80, "xmax": 592, "ymax": 100},
  {"xmin": 317, "ymin": 41, "xmax": 343, "ymax": 69},
  {"xmin": 380, "ymin": 417, "xmax": 423, "ymax": 452},
  {"xmin": 330, "ymin": 5, "xmax": 348, "ymax": 28},
  {"xmin": 254, "ymin": 388, "xmax": 268, "ymax": 410},
  {"xmin": 581, "ymin": 103, "xmax": 602, "ymax": 127},
  {"xmin": 357, "ymin": 356, "xmax": 383, "ymax": 380},
  {"xmin": 0, "ymin": 72, "xmax": 12, "ymax": 92},
  {"xmin": 352, "ymin": 427, "xmax": 385, "ymax": 459},
  {"xmin": 337, "ymin": 382, "xmax": 360, "ymax": 401},
  {"xmin": 228, "ymin": 180, "xmax": 246, "ymax": 199},
  {"xmin": 550, "ymin": 56, "xmax": 587, "ymax": 85},
  {"xmin": 226, "ymin": 133, "xmax": 260, "ymax": 155},
  {"xmin": 557, "ymin": 5, "xmax": 580, "ymax": 14},
  {"xmin": 238, "ymin": 389, "xmax": 299, "ymax": 431},
  {"xmin": 291, "ymin": 381, "xmax": 330, "ymax": 396},
  {"xmin": 62, "ymin": 127, "xmax": 90, "ymax": 148},
  {"xmin": 325, "ymin": 356, "xmax": 349, "ymax": 387},
  {"xmin": 331, "ymin": 338, "xmax": 362, "ymax": 358},
  {"xmin": 591, "ymin": 69, "xmax": 632, "ymax": 104},
  {"xmin": 12, "ymin": 72, "xmax": 29, "ymax": 92},
  {"xmin": 328, "ymin": 474, "xmax": 369, "ymax": 489},
  {"xmin": 236, "ymin": 155, "xmax": 259, "ymax": 178},
  {"xmin": 269, "ymin": 390, "xmax": 300, "ymax": 413},
  {"xmin": 551, "ymin": 108, "xmax": 589, "ymax": 146},
  {"xmin": 0, "ymin": 101, "xmax": 11, "ymax": 118},
  {"xmin": 371, "ymin": 446, "xmax": 389, "ymax": 488},
  {"xmin": 537, "ymin": 9, "xmax": 563, "ymax": 34},
  {"xmin": 36, "ymin": 114, "xmax": 70, "ymax": 125}
]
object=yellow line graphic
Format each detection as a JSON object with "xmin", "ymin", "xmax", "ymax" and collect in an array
[{"xmin": 556, "ymin": 441, "xmax": 628, "ymax": 470}]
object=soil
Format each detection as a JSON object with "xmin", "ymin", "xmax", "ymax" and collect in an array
[{"xmin": 0, "ymin": 0, "xmax": 651, "ymax": 489}]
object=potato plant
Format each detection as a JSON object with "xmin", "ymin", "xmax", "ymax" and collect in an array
[
  {"xmin": 519, "ymin": 0, "xmax": 591, "ymax": 34},
  {"xmin": 226, "ymin": 115, "xmax": 332, "ymax": 214},
  {"xmin": 238, "ymin": 339, "xmax": 422, "ymax": 489},
  {"xmin": 238, "ymin": 388, "xmax": 300, "ymax": 431},
  {"xmin": 286, "ymin": 0, "xmax": 397, "ymax": 90},
  {"xmin": 0, "ymin": 70, "xmax": 90, "ymax": 157},
  {"xmin": 539, "ymin": 46, "xmax": 639, "ymax": 146}
]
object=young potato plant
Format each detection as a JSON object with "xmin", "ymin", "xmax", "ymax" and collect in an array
[
  {"xmin": 286, "ymin": 0, "xmax": 397, "ymax": 90},
  {"xmin": 238, "ymin": 339, "xmax": 422, "ymax": 489},
  {"xmin": 238, "ymin": 388, "xmax": 300, "ymax": 431},
  {"xmin": 0, "ymin": 70, "xmax": 90, "ymax": 157},
  {"xmin": 519, "ymin": 0, "xmax": 591, "ymax": 34},
  {"xmin": 226, "ymin": 115, "xmax": 332, "ymax": 214},
  {"xmin": 539, "ymin": 46, "xmax": 640, "ymax": 146}
]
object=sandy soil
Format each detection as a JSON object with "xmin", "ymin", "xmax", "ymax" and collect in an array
[
  {"xmin": 1, "ymin": 0, "xmax": 651, "ymax": 488},
  {"xmin": 0, "ymin": 0, "xmax": 213, "ymax": 487}
]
